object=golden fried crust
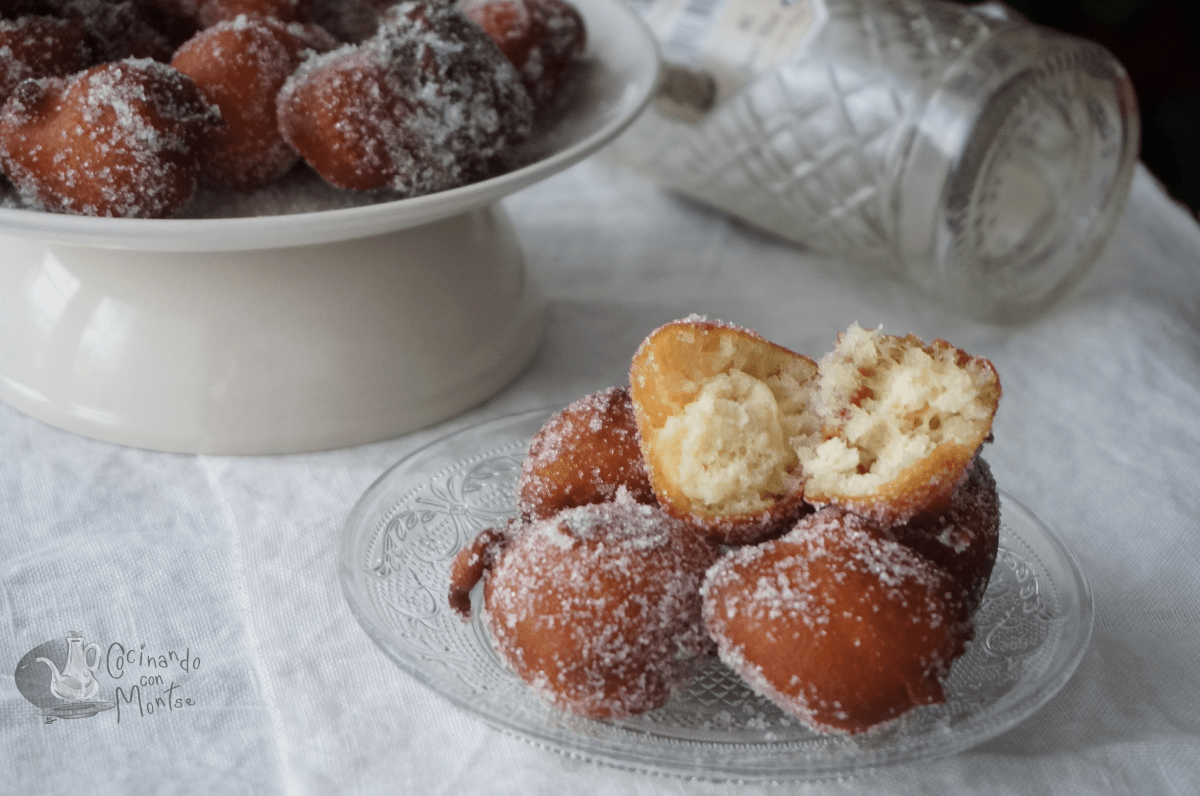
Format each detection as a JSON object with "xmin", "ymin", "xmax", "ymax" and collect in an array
[
  {"xmin": 516, "ymin": 386, "xmax": 655, "ymax": 521},
  {"xmin": 800, "ymin": 325, "xmax": 1001, "ymax": 526},
  {"xmin": 275, "ymin": 47, "xmax": 408, "ymax": 191},
  {"xmin": 276, "ymin": 1, "xmax": 533, "ymax": 195},
  {"xmin": 447, "ymin": 522, "xmax": 512, "ymax": 620},
  {"xmin": 822, "ymin": 440, "xmax": 978, "ymax": 526},
  {"xmin": 483, "ymin": 497, "xmax": 718, "ymax": 719},
  {"xmin": 0, "ymin": 16, "xmax": 94, "ymax": 104},
  {"xmin": 629, "ymin": 317, "xmax": 820, "ymax": 546},
  {"xmin": 170, "ymin": 17, "xmax": 336, "ymax": 189},
  {"xmin": 889, "ymin": 454, "xmax": 1001, "ymax": 615},
  {"xmin": 702, "ymin": 507, "xmax": 974, "ymax": 735},
  {"xmin": 0, "ymin": 59, "xmax": 221, "ymax": 218},
  {"xmin": 460, "ymin": 0, "xmax": 585, "ymax": 108}
]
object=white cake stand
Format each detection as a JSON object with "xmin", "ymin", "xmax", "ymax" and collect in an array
[{"xmin": 0, "ymin": 0, "xmax": 658, "ymax": 454}]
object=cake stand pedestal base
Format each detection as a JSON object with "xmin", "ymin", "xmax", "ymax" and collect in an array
[{"xmin": 0, "ymin": 204, "xmax": 543, "ymax": 454}]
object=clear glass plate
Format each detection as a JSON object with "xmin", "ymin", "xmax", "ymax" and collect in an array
[{"xmin": 340, "ymin": 408, "xmax": 1094, "ymax": 781}]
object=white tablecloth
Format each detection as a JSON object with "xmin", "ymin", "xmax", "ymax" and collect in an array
[{"xmin": 3, "ymin": 157, "xmax": 1199, "ymax": 795}]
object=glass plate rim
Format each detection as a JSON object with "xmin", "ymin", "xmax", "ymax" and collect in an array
[{"xmin": 339, "ymin": 406, "xmax": 1095, "ymax": 781}]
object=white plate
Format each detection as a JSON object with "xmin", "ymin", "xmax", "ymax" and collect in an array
[
  {"xmin": 0, "ymin": 0, "xmax": 659, "ymax": 251},
  {"xmin": 340, "ymin": 408, "xmax": 1095, "ymax": 781},
  {"xmin": 0, "ymin": 1, "xmax": 658, "ymax": 453}
]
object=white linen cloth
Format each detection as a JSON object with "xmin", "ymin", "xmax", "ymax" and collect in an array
[{"xmin": 2, "ymin": 157, "xmax": 1199, "ymax": 795}]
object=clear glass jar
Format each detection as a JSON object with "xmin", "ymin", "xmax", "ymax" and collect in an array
[{"xmin": 613, "ymin": 0, "xmax": 1140, "ymax": 321}]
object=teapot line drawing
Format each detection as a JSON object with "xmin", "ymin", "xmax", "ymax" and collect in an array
[{"xmin": 37, "ymin": 631, "xmax": 102, "ymax": 702}]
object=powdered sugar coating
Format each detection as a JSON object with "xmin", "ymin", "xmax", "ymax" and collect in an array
[
  {"xmin": 0, "ymin": 57, "xmax": 221, "ymax": 217},
  {"xmin": 306, "ymin": 0, "xmax": 384, "ymax": 43},
  {"xmin": 171, "ymin": 14, "xmax": 334, "ymax": 188},
  {"xmin": 482, "ymin": 493, "xmax": 718, "ymax": 719},
  {"xmin": 277, "ymin": 0, "xmax": 532, "ymax": 195},
  {"xmin": 460, "ymin": 0, "xmax": 584, "ymax": 108},
  {"xmin": 196, "ymin": 0, "xmax": 309, "ymax": 28},
  {"xmin": 0, "ymin": 15, "xmax": 94, "ymax": 103},
  {"xmin": 0, "ymin": 0, "xmax": 584, "ymax": 216},
  {"xmin": 889, "ymin": 454, "xmax": 1000, "ymax": 615},
  {"xmin": 703, "ymin": 507, "xmax": 974, "ymax": 735},
  {"xmin": 516, "ymin": 385, "xmax": 655, "ymax": 521}
]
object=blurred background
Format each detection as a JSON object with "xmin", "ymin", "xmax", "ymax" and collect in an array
[{"xmin": 951, "ymin": 0, "xmax": 1200, "ymax": 215}]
